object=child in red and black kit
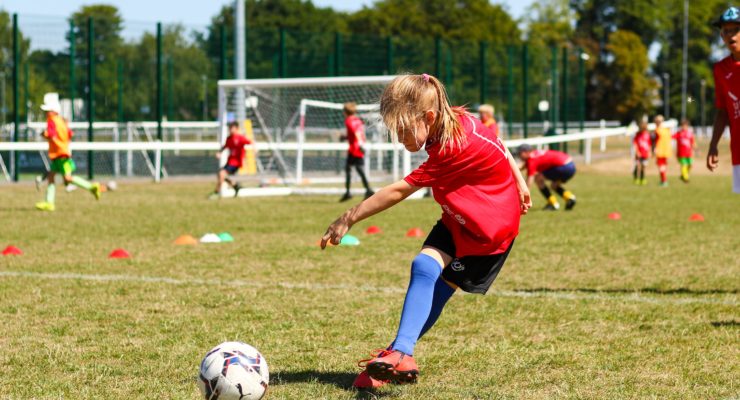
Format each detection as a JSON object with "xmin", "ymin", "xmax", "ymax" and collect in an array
[
  {"xmin": 321, "ymin": 74, "xmax": 530, "ymax": 388},
  {"xmin": 518, "ymin": 145, "xmax": 577, "ymax": 211},
  {"xmin": 340, "ymin": 102, "xmax": 374, "ymax": 202},
  {"xmin": 673, "ymin": 119, "xmax": 696, "ymax": 182},
  {"xmin": 633, "ymin": 121, "xmax": 651, "ymax": 185},
  {"xmin": 210, "ymin": 121, "xmax": 252, "ymax": 199}
]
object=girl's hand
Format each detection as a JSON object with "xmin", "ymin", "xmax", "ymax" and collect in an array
[
  {"xmin": 320, "ymin": 216, "xmax": 351, "ymax": 249},
  {"xmin": 518, "ymin": 185, "xmax": 532, "ymax": 215},
  {"xmin": 215, "ymin": 151, "xmax": 222, "ymax": 160}
]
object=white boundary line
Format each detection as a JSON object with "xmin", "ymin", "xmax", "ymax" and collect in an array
[{"xmin": 0, "ymin": 271, "xmax": 735, "ymax": 306}]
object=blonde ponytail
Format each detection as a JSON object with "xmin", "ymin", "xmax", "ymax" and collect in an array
[{"xmin": 380, "ymin": 73, "xmax": 465, "ymax": 154}]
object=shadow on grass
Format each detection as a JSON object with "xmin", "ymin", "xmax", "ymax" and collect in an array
[
  {"xmin": 514, "ymin": 287, "xmax": 739, "ymax": 295},
  {"xmin": 711, "ymin": 320, "xmax": 740, "ymax": 327},
  {"xmin": 272, "ymin": 370, "xmax": 397, "ymax": 398}
]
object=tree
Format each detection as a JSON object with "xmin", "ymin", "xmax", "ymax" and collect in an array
[{"xmin": 602, "ymin": 30, "xmax": 656, "ymax": 121}]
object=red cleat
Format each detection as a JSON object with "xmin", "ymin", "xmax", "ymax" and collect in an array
[
  {"xmin": 366, "ymin": 349, "xmax": 419, "ymax": 384},
  {"xmin": 353, "ymin": 349, "xmax": 392, "ymax": 389},
  {"xmin": 352, "ymin": 370, "xmax": 388, "ymax": 389}
]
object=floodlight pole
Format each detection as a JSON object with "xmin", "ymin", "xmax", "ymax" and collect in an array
[
  {"xmin": 663, "ymin": 73, "xmax": 670, "ymax": 118},
  {"xmin": 69, "ymin": 20, "xmax": 76, "ymax": 121},
  {"xmin": 235, "ymin": 0, "xmax": 246, "ymax": 126},
  {"xmin": 700, "ymin": 79, "xmax": 706, "ymax": 136},
  {"xmin": 87, "ymin": 17, "xmax": 95, "ymax": 179},
  {"xmin": 680, "ymin": 0, "xmax": 689, "ymax": 120},
  {"xmin": 12, "ymin": 13, "xmax": 18, "ymax": 182}
]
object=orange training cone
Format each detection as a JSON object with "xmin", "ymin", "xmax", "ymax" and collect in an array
[
  {"xmin": 689, "ymin": 213, "xmax": 705, "ymax": 222},
  {"xmin": 366, "ymin": 226, "xmax": 382, "ymax": 234},
  {"xmin": 608, "ymin": 212, "xmax": 621, "ymax": 220},
  {"xmin": 108, "ymin": 248, "xmax": 130, "ymax": 259},
  {"xmin": 406, "ymin": 227, "xmax": 424, "ymax": 237},
  {"xmin": 174, "ymin": 234, "xmax": 198, "ymax": 245},
  {"xmin": 2, "ymin": 245, "xmax": 23, "ymax": 256}
]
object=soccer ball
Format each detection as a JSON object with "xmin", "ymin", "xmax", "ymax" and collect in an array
[
  {"xmin": 106, "ymin": 180, "xmax": 118, "ymax": 191},
  {"xmin": 197, "ymin": 341, "xmax": 269, "ymax": 400}
]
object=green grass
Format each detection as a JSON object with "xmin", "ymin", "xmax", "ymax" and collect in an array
[{"xmin": 0, "ymin": 171, "xmax": 738, "ymax": 399}]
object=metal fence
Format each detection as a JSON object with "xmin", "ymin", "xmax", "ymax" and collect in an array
[{"xmin": 1, "ymin": 11, "xmax": 590, "ymax": 181}]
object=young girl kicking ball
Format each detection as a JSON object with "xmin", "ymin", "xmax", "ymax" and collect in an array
[{"xmin": 320, "ymin": 73, "xmax": 531, "ymax": 388}]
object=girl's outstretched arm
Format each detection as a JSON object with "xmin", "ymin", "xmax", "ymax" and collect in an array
[
  {"xmin": 321, "ymin": 180, "xmax": 420, "ymax": 249},
  {"xmin": 506, "ymin": 147, "xmax": 532, "ymax": 214}
]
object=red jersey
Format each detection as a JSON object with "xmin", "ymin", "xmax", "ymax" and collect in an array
[
  {"xmin": 713, "ymin": 55, "xmax": 740, "ymax": 165},
  {"xmin": 404, "ymin": 113, "xmax": 520, "ymax": 257},
  {"xmin": 345, "ymin": 115, "xmax": 366, "ymax": 158},
  {"xmin": 672, "ymin": 129, "xmax": 695, "ymax": 158},
  {"xmin": 524, "ymin": 150, "xmax": 571, "ymax": 177},
  {"xmin": 633, "ymin": 130, "xmax": 651, "ymax": 159},
  {"xmin": 224, "ymin": 134, "xmax": 251, "ymax": 167}
]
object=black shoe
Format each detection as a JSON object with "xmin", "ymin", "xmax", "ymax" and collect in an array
[
  {"xmin": 565, "ymin": 198, "xmax": 576, "ymax": 211},
  {"xmin": 233, "ymin": 183, "xmax": 242, "ymax": 198},
  {"xmin": 543, "ymin": 204, "xmax": 559, "ymax": 211},
  {"xmin": 364, "ymin": 190, "xmax": 374, "ymax": 199},
  {"xmin": 340, "ymin": 193, "xmax": 352, "ymax": 202}
]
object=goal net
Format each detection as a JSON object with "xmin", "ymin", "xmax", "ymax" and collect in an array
[{"xmin": 217, "ymin": 76, "xmax": 424, "ymax": 196}]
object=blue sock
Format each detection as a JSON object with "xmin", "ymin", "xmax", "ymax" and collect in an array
[
  {"xmin": 391, "ymin": 254, "xmax": 442, "ymax": 356},
  {"xmin": 418, "ymin": 277, "xmax": 456, "ymax": 340}
]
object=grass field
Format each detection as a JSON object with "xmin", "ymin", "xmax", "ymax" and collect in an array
[{"xmin": 0, "ymin": 168, "xmax": 738, "ymax": 399}]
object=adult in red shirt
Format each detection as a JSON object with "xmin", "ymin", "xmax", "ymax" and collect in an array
[
  {"xmin": 321, "ymin": 74, "xmax": 530, "ymax": 389},
  {"xmin": 210, "ymin": 121, "xmax": 252, "ymax": 198},
  {"xmin": 518, "ymin": 144, "xmax": 577, "ymax": 211},
  {"xmin": 672, "ymin": 119, "xmax": 696, "ymax": 182},
  {"xmin": 709, "ymin": 6, "xmax": 740, "ymax": 193},
  {"xmin": 340, "ymin": 102, "xmax": 374, "ymax": 201},
  {"xmin": 633, "ymin": 121, "xmax": 651, "ymax": 185}
]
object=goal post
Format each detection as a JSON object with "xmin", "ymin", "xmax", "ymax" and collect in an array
[{"xmin": 217, "ymin": 76, "xmax": 415, "ymax": 194}]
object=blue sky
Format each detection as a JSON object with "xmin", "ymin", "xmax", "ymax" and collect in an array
[{"xmin": 0, "ymin": 0, "xmax": 534, "ymax": 25}]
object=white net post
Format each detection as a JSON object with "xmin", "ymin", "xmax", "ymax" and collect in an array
[{"xmin": 217, "ymin": 76, "xmax": 401, "ymax": 194}]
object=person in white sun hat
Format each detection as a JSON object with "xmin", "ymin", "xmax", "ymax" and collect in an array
[{"xmin": 35, "ymin": 93, "xmax": 102, "ymax": 211}]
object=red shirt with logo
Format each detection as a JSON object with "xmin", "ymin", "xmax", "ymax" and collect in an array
[
  {"xmin": 672, "ymin": 129, "xmax": 695, "ymax": 158},
  {"xmin": 404, "ymin": 113, "xmax": 520, "ymax": 257},
  {"xmin": 713, "ymin": 55, "xmax": 740, "ymax": 165},
  {"xmin": 224, "ymin": 134, "xmax": 251, "ymax": 167},
  {"xmin": 524, "ymin": 150, "xmax": 571, "ymax": 177},
  {"xmin": 345, "ymin": 115, "xmax": 366, "ymax": 158},
  {"xmin": 633, "ymin": 130, "xmax": 652, "ymax": 159}
]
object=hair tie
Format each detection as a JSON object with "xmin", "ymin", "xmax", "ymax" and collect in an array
[{"xmin": 421, "ymin": 73, "xmax": 430, "ymax": 82}]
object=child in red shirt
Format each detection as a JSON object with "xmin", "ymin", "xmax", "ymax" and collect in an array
[
  {"xmin": 210, "ymin": 121, "xmax": 252, "ymax": 199},
  {"xmin": 633, "ymin": 121, "xmax": 651, "ymax": 185},
  {"xmin": 517, "ymin": 145, "xmax": 577, "ymax": 210},
  {"xmin": 340, "ymin": 102, "xmax": 374, "ymax": 201},
  {"xmin": 321, "ymin": 74, "xmax": 530, "ymax": 388},
  {"xmin": 709, "ymin": 6, "xmax": 740, "ymax": 193},
  {"xmin": 672, "ymin": 119, "xmax": 696, "ymax": 182}
]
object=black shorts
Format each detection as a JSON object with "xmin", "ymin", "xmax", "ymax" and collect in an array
[
  {"xmin": 423, "ymin": 220, "xmax": 514, "ymax": 294},
  {"xmin": 346, "ymin": 154, "xmax": 364, "ymax": 167},
  {"xmin": 222, "ymin": 164, "xmax": 239, "ymax": 174},
  {"xmin": 542, "ymin": 161, "xmax": 576, "ymax": 183}
]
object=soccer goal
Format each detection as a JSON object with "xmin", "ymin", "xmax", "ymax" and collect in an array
[{"xmin": 217, "ymin": 75, "xmax": 422, "ymax": 197}]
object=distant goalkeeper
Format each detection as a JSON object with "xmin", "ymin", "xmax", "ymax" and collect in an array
[
  {"xmin": 210, "ymin": 121, "xmax": 252, "ymax": 199},
  {"xmin": 35, "ymin": 93, "xmax": 101, "ymax": 211}
]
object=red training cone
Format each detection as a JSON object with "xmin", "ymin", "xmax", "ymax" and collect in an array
[
  {"xmin": 406, "ymin": 227, "xmax": 425, "ymax": 237},
  {"xmin": 608, "ymin": 212, "xmax": 621, "ymax": 220},
  {"xmin": 366, "ymin": 225, "xmax": 382, "ymax": 234},
  {"xmin": 689, "ymin": 213, "xmax": 705, "ymax": 222},
  {"xmin": 108, "ymin": 248, "xmax": 130, "ymax": 259},
  {"xmin": 2, "ymin": 245, "xmax": 23, "ymax": 256}
]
